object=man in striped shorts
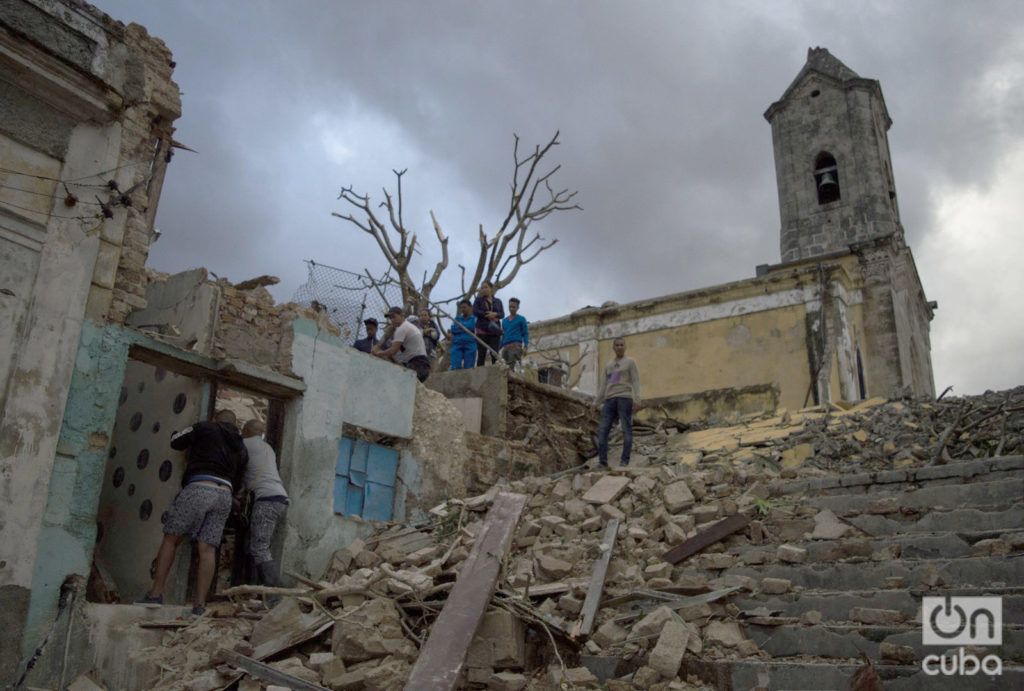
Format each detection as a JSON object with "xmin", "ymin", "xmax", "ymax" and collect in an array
[
  {"xmin": 241, "ymin": 419, "xmax": 289, "ymax": 587},
  {"xmin": 137, "ymin": 409, "xmax": 249, "ymax": 616}
]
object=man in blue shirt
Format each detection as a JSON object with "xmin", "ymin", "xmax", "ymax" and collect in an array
[
  {"xmin": 449, "ymin": 300, "xmax": 477, "ymax": 370},
  {"xmin": 500, "ymin": 297, "xmax": 529, "ymax": 370},
  {"xmin": 353, "ymin": 318, "xmax": 379, "ymax": 353}
]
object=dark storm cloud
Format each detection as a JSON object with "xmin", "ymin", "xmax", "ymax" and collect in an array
[{"xmin": 97, "ymin": 0, "xmax": 1024, "ymax": 393}]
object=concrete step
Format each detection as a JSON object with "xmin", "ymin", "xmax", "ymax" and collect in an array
[
  {"xmin": 744, "ymin": 622, "xmax": 1024, "ymax": 663},
  {"xmin": 691, "ymin": 555, "xmax": 1024, "ymax": 591},
  {"xmin": 734, "ymin": 587, "xmax": 1024, "ymax": 626},
  {"xmin": 772, "ymin": 455, "xmax": 1024, "ymax": 498},
  {"xmin": 726, "ymin": 529, "xmax": 1024, "ymax": 565},
  {"xmin": 805, "ymin": 477, "xmax": 1024, "ymax": 516},
  {"xmin": 685, "ymin": 658, "xmax": 1023, "ymax": 690},
  {"xmin": 847, "ymin": 507, "xmax": 1024, "ymax": 537}
]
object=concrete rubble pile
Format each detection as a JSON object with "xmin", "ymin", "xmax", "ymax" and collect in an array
[{"xmin": 131, "ymin": 387, "xmax": 1022, "ymax": 690}]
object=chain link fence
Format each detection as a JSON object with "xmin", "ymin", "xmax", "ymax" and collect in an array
[{"xmin": 291, "ymin": 261, "xmax": 403, "ymax": 342}]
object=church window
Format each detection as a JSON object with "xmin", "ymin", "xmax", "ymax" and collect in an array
[{"xmin": 814, "ymin": 152, "xmax": 840, "ymax": 204}]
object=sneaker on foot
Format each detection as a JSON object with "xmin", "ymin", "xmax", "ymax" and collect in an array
[
  {"xmin": 191, "ymin": 604, "xmax": 205, "ymax": 617},
  {"xmin": 597, "ymin": 460, "xmax": 609, "ymax": 468},
  {"xmin": 135, "ymin": 594, "xmax": 163, "ymax": 607}
]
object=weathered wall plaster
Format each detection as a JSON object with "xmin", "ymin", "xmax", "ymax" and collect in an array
[
  {"xmin": 19, "ymin": 321, "xmax": 132, "ymax": 658},
  {"xmin": 278, "ymin": 319, "xmax": 418, "ymax": 580},
  {"xmin": 126, "ymin": 268, "xmax": 218, "ymax": 353},
  {"xmin": 426, "ymin": 366, "xmax": 508, "ymax": 437},
  {"xmin": 636, "ymin": 383, "xmax": 781, "ymax": 426},
  {"xmin": 0, "ymin": 3, "xmax": 181, "ymax": 680}
]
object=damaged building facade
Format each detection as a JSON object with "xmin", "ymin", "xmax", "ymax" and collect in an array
[
  {"xmin": 530, "ymin": 48, "xmax": 936, "ymax": 421},
  {"xmin": 1, "ymin": 3, "xmax": 963, "ymax": 688},
  {"xmin": 0, "ymin": 0, "xmax": 180, "ymax": 681},
  {"xmin": 0, "ymin": 2, "xmax": 507, "ymax": 685}
]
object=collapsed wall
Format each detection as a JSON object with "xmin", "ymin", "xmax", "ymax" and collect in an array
[{"xmin": 95, "ymin": 386, "xmax": 1024, "ymax": 690}]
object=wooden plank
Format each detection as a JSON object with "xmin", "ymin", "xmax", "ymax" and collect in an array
[
  {"xmin": 251, "ymin": 615, "xmax": 333, "ymax": 659},
  {"xmin": 217, "ymin": 615, "xmax": 333, "ymax": 690},
  {"xmin": 510, "ymin": 578, "xmax": 588, "ymax": 599},
  {"xmin": 139, "ymin": 621, "xmax": 190, "ymax": 629},
  {"xmin": 662, "ymin": 513, "xmax": 750, "ymax": 565},
  {"xmin": 217, "ymin": 648, "xmax": 329, "ymax": 691},
  {"xmin": 610, "ymin": 586, "xmax": 742, "ymax": 625},
  {"xmin": 573, "ymin": 518, "xmax": 620, "ymax": 637},
  {"xmin": 404, "ymin": 492, "xmax": 527, "ymax": 691}
]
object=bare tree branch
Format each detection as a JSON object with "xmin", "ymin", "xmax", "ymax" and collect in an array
[{"xmin": 333, "ymin": 133, "xmax": 579, "ymax": 311}]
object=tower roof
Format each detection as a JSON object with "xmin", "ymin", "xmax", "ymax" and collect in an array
[{"xmin": 765, "ymin": 47, "xmax": 888, "ymax": 124}]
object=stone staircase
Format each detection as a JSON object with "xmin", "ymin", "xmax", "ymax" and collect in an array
[{"xmin": 681, "ymin": 455, "xmax": 1024, "ymax": 689}]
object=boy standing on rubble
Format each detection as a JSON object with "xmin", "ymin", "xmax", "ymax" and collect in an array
[
  {"xmin": 137, "ymin": 409, "xmax": 249, "ymax": 616},
  {"xmin": 594, "ymin": 338, "xmax": 642, "ymax": 468},
  {"xmin": 449, "ymin": 299, "xmax": 477, "ymax": 370},
  {"xmin": 241, "ymin": 419, "xmax": 288, "ymax": 587},
  {"xmin": 500, "ymin": 297, "xmax": 529, "ymax": 370}
]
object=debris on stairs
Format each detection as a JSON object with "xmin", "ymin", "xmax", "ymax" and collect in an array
[{"xmin": 132, "ymin": 387, "xmax": 1024, "ymax": 689}]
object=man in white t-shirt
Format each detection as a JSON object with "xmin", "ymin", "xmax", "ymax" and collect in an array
[
  {"xmin": 372, "ymin": 306, "xmax": 432, "ymax": 381},
  {"xmin": 241, "ymin": 419, "xmax": 288, "ymax": 587}
]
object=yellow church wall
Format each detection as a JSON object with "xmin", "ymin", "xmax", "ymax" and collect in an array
[
  {"xmin": 592, "ymin": 303, "xmax": 812, "ymax": 412},
  {"xmin": 528, "ymin": 255, "xmax": 870, "ymax": 416}
]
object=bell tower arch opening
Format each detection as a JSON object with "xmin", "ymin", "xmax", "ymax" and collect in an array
[
  {"xmin": 765, "ymin": 47, "xmax": 905, "ymax": 263},
  {"xmin": 814, "ymin": 152, "xmax": 840, "ymax": 205}
]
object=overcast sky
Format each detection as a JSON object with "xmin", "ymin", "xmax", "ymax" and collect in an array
[{"xmin": 97, "ymin": 0, "xmax": 1024, "ymax": 396}]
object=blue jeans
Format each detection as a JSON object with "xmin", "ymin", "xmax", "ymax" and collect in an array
[
  {"xmin": 450, "ymin": 341, "xmax": 476, "ymax": 370},
  {"xmin": 597, "ymin": 397, "xmax": 634, "ymax": 465}
]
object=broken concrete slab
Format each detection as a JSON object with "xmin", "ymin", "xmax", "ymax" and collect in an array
[
  {"xmin": 705, "ymin": 620, "xmax": 747, "ymax": 648},
  {"xmin": 777, "ymin": 544, "xmax": 807, "ymax": 563},
  {"xmin": 663, "ymin": 480, "xmax": 696, "ymax": 513},
  {"xmin": 331, "ymin": 598, "xmax": 415, "ymax": 662},
  {"xmin": 649, "ymin": 619, "xmax": 689, "ymax": 679},
  {"xmin": 811, "ymin": 509, "xmax": 851, "ymax": 540},
  {"xmin": 582, "ymin": 475, "xmax": 631, "ymax": 504}
]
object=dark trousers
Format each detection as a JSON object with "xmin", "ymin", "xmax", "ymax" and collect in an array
[
  {"xmin": 406, "ymin": 355, "xmax": 432, "ymax": 382},
  {"xmin": 597, "ymin": 397, "xmax": 634, "ymax": 465},
  {"xmin": 476, "ymin": 334, "xmax": 501, "ymax": 366}
]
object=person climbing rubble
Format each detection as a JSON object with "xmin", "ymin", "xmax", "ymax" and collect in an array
[
  {"xmin": 137, "ymin": 409, "xmax": 249, "ymax": 616},
  {"xmin": 373, "ymin": 306, "xmax": 432, "ymax": 382},
  {"xmin": 594, "ymin": 337, "xmax": 642, "ymax": 468},
  {"xmin": 241, "ymin": 419, "xmax": 288, "ymax": 588}
]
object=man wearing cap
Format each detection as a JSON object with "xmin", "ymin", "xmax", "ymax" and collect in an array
[
  {"xmin": 373, "ymin": 306, "xmax": 432, "ymax": 382},
  {"xmin": 353, "ymin": 318, "xmax": 379, "ymax": 354}
]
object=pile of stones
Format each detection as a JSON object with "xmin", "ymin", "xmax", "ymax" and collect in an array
[{"xmin": 137, "ymin": 386, "xmax": 1023, "ymax": 690}]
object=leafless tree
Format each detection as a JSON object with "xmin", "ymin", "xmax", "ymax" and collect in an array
[
  {"xmin": 528, "ymin": 344, "xmax": 591, "ymax": 389},
  {"xmin": 332, "ymin": 131, "xmax": 580, "ymax": 312}
]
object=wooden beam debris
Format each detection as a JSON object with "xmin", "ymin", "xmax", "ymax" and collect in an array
[
  {"xmin": 662, "ymin": 513, "xmax": 750, "ymax": 565},
  {"xmin": 217, "ymin": 648, "xmax": 330, "ymax": 691},
  {"xmin": 404, "ymin": 492, "xmax": 527, "ymax": 691},
  {"xmin": 573, "ymin": 518, "xmax": 620, "ymax": 638}
]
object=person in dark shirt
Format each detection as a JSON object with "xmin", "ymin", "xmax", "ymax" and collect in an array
[
  {"xmin": 137, "ymin": 409, "xmax": 249, "ymax": 616},
  {"xmin": 353, "ymin": 317, "xmax": 379, "ymax": 353},
  {"xmin": 472, "ymin": 281, "xmax": 504, "ymax": 366}
]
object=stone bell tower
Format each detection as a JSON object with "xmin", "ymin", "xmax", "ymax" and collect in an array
[{"xmin": 765, "ymin": 47, "xmax": 904, "ymax": 263}]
